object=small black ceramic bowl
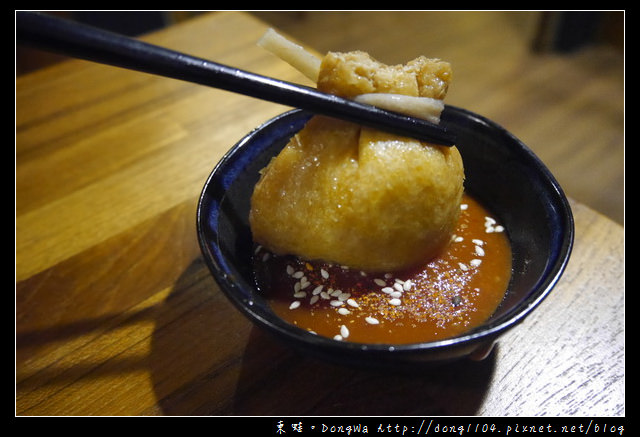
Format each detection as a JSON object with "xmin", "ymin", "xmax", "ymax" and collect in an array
[{"xmin": 196, "ymin": 107, "xmax": 574, "ymax": 368}]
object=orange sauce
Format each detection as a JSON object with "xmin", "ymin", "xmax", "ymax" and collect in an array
[{"xmin": 252, "ymin": 193, "xmax": 512, "ymax": 344}]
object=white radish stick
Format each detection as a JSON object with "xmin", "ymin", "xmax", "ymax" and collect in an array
[{"xmin": 257, "ymin": 28, "xmax": 321, "ymax": 83}]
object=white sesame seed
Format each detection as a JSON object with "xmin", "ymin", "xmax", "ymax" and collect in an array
[
  {"xmin": 292, "ymin": 271, "xmax": 304, "ymax": 279},
  {"xmin": 470, "ymin": 259, "xmax": 482, "ymax": 267},
  {"xmin": 293, "ymin": 291, "xmax": 307, "ymax": 298},
  {"xmin": 365, "ymin": 316, "xmax": 380, "ymax": 325},
  {"xmin": 454, "ymin": 235, "xmax": 464, "ymax": 243},
  {"xmin": 321, "ymin": 269, "xmax": 329, "ymax": 279},
  {"xmin": 330, "ymin": 300, "xmax": 344, "ymax": 307},
  {"xmin": 472, "ymin": 239, "xmax": 484, "ymax": 246},
  {"xmin": 310, "ymin": 295, "xmax": 319, "ymax": 305},
  {"xmin": 460, "ymin": 204, "xmax": 468, "ymax": 210},
  {"xmin": 494, "ymin": 225, "xmax": 504, "ymax": 232},
  {"xmin": 384, "ymin": 273, "xmax": 393, "ymax": 279},
  {"xmin": 340, "ymin": 325, "xmax": 350, "ymax": 338},
  {"xmin": 286, "ymin": 265, "xmax": 294, "ymax": 276},
  {"xmin": 459, "ymin": 262, "xmax": 469, "ymax": 271},
  {"xmin": 346, "ymin": 298, "xmax": 359, "ymax": 308},
  {"xmin": 389, "ymin": 298, "xmax": 402, "ymax": 306},
  {"xmin": 312, "ymin": 285, "xmax": 323, "ymax": 295},
  {"xmin": 320, "ymin": 291, "xmax": 331, "ymax": 299},
  {"xmin": 485, "ymin": 226, "xmax": 495, "ymax": 233},
  {"xmin": 330, "ymin": 288, "xmax": 342, "ymax": 296},
  {"xmin": 300, "ymin": 280, "xmax": 310, "ymax": 289},
  {"xmin": 338, "ymin": 292, "xmax": 351, "ymax": 301},
  {"xmin": 338, "ymin": 308, "xmax": 351, "ymax": 315},
  {"xmin": 390, "ymin": 291, "xmax": 402, "ymax": 298},
  {"xmin": 294, "ymin": 282, "xmax": 301, "ymax": 293},
  {"xmin": 289, "ymin": 301, "xmax": 301, "ymax": 310},
  {"xmin": 254, "ymin": 245, "xmax": 263, "ymax": 254},
  {"xmin": 475, "ymin": 245, "xmax": 485, "ymax": 256},
  {"xmin": 381, "ymin": 287, "xmax": 395, "ymax": 294},
  {"xmin": 403, "ymin": 280, "xmax": 413, "ymax": 291},
  {"xmin": 374, "ymin": 278, "xmax": 386, "ymax": 286},
  {"xmin": 485, "ymin": 216, "xmax": 496, "ymax": 225},
  {"xmin": 393, "ymin": 283, "xmax": 404, "ymax": 292},
  {"xmin": 334, "ymin": 335, "xmax": 343, "ymax": 341},
  {"xmin": 262, "ymin": 252, "xmax": 270, "ymax": 261}
]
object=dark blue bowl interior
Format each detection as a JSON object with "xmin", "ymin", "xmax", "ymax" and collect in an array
[{"xmin": 197, "ymin": 107, "xmax": 574, "ymax": 367}]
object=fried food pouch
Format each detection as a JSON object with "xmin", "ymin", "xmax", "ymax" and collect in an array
[{"xmin": 250, "ymin": 50, "xmax": 464, "ymax": 272}]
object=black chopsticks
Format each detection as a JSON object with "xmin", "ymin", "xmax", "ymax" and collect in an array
[{"xmin": 16, "ymin": 11, "xmax": 456, "ymax": 146}]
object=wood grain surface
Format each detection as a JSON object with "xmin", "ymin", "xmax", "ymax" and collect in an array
[{"xmin": 16, "ymin": 11, "xmax": 624, "ymax": 417}]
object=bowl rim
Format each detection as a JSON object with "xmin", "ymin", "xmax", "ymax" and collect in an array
[{"xmin": 196, "ymin": 107, "xmax": 575, "ymax": 357}]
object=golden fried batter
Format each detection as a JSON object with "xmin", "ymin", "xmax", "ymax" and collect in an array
[
  {"xmin": 249, "ymin": 51, "xmax": 464, "ymax": 272},
  {"xmin": 317, "ymin": 51, "xmax": 452, "ymax": 99}
]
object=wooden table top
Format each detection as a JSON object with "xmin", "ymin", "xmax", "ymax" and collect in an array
[{"xmin": 16, "ymin": 11, "xmax": 624, "ymax": 417}]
